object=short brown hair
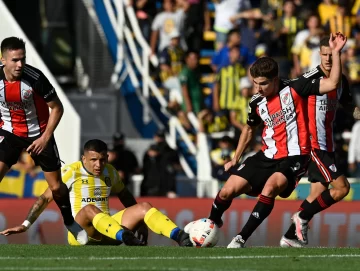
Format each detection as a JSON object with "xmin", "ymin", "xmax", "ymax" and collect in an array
[
  {"xmin": 320, "ymin": 35, "xmax": 330, "ymax": 48},
  {"xmin": 250, "ymin": 57, "xmax": 278, "ymax": 79}
]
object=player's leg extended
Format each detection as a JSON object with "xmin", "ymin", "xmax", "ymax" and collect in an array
[
  {"xmin": 43, "ymin": 170, "xmax": 88, "ymax": 245},
  {"xmin": 113, "ymin": 202, "xmax": 192, "ymax": 246},
  {"xmin": 209, "ymin": 175, "xmax": 252, "ymax": 228},
  {"xmin": 284, "ymin": 182, "xmax": 327, "ymax": 240},
  {"xmin": 73, "ymin": 204, "xmax": 143, "ymax": 246},
  {"xmin": 228, "ymin": 172, "xmax": 286, "ymax": 248}
]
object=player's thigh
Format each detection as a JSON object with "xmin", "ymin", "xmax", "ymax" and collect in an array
[
  {"xmin": 0, "ymin": 130, "xmax": 23, "ymax": 177},
  {"xmin": 113, "ymin": 204, "xmax": 151, "ymax": 230},
  {"xmin": 220, "ymin": 175, "xmax": 252, "ymax": 198},
  {"xmin": 261, "ymin": 172, "xmax": 288, "ymax": 197},
  {"xmin": 309, "ymin": 149, "xmax": 343, "ymax": 183},
  {"xmin": 33, "ymin": 136, "xmax": 61, "ymax": 173}
]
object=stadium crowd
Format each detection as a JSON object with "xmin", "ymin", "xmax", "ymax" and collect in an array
[{"xmin": 129, "ymin": 0, "xmax": 360, "ymax": 185}]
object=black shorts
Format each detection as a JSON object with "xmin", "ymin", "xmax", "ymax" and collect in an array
[
  {"xmin": 228, "ymin": 151, "xmax": 309, "ymax": 198},
  {"xmin": 308, "ymin": 148, "xmax": 343, "ymax": 183},
  {"xmin": 0, "ymin": 129, "xmax": 61, "ymax": 172}
]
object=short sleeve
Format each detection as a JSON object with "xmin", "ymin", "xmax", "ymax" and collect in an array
[
  {"xmin": 179, "ymin": 69, "xmax": 188, "ymax": 85},
  {"xmin": 247, "ymin": 97, "xmax": 262, "ymax": 126},
  {"xmin": 34, "ymin": 73, "xmax": 57, "ymax": 102},
  {"xmin": 110, "ymin": 166, "xmax": 125, "ymax": 194},
  {"xmin": 61, "ymin": 166, "xmax": 75, "ymax": 188},
  {"xmin": 151, "ymin": 14, "xmax": 162, "ymax": 31},
  {"xmin": 289, "ymin": 75, "xmax": 321, "ymax": 97}
]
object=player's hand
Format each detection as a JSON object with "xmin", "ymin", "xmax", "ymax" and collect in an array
[
  {"xmin": 353, "ymin": 107, "xmax": 360, "ymax": 120},
  {"xmin": 224, "ymin": 159, "xmax": 237, "ymax": 172},
  {"xmin": 26, "ymin": 136, "xmax": 49, "ymax": 156},
  {"xmin": 0, "ymin": 225, "xmax": 27, "ymax": 236},
  {"xmin": 329, "ymin": 32, "xmax": 347, "ymax": 52},
  {"xmin": 136, "ymin": 222, "xmax": 148, "ymax": 245}
]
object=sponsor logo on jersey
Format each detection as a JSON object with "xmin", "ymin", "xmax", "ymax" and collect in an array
[{"xmin": 81, "ymin": 197, "xmax": 108, "ymax": 202}]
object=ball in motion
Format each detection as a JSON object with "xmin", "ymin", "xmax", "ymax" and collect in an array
[{"xmin": 188, "ymin": 218, "xmax": 220, "ymax": 248}]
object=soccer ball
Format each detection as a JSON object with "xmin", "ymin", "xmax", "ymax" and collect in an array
[{"xmin": 187, "ymin": 218, "xmax": 220, "ymax": 248}]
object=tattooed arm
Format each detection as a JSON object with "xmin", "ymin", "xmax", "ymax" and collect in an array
[{"xmin": 0, "ymin": 188, "xmax": 53, "ymax": 236}]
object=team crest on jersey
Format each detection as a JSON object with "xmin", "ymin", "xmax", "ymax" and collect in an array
[
  {"xmin": 281, "ymin": 93, "xmax": 290, "ymax": 105},
  {"xmin": 104, "ymin": 176, "xmax": 112, "ymax": 187},
  {"xmin": 329, "ymin": 164, "xmax": 337, "ymax": 172},
  {"xmin": 0, "ymin": 136, "xmax": 4, "ymax": 143},
  {"xmin": 94, "ymin": 188, "xmax": 101, "ymax": 198},
  {"xmin": 237, "ymin": 164, "xmax": 245, "ymax": 171},
  {"xmin": 22, "ymin": 89, "xmax": 32, "ymax": 100}
]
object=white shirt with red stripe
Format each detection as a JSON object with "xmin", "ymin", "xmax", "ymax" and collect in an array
[
  {"xmin": 248, "ymin": 77, "xmax": 322, "ymax": 159},
  {"xmin": 302, "ymin": 66, "xmax": 351, "ymax": 152},
  {"xmin": 0, "ymin": 64, "xmax": 57, "ymax": 138}
]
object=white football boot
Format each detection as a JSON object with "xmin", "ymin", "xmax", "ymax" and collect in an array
[
  {"xmin": 227, "ymin": 235, "xmax": 246, "ymax": 248},
  {"xmin": 280, "ymin": 236, "xmax": 304, "ymax": 248},
  {"xmin": 292, "ymin": 211, "xmax": 309, "ymax": 245},
  {"xmin": 66, "ymin": 221, "xmax": 89, "ymax": 245}
]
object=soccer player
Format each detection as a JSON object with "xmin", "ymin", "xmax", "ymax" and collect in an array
[
  {"xmin": 207, "ymin": 33, "xmax": 347, "ymax": 248},
  {"xmin": 0, "ymin": 139, "xmax": 192, "ymax": 247},
  {"xmin": 0, "ymin": 37, "xmax": 87, "ymax": 244},
  {"xmin": 280, "ymin": 35, "xmax": 353, "ymax": 247}
]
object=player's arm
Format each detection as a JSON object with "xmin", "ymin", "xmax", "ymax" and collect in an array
[
  {"xmin": 116, "ymin": 186, "xmax": 137, "ymax": 207},
  {"xmin": 0, "ymin": 188, "xmax": 53, "ymax": 236},
  {"xmin": 318, "ymin": 33, "xmax": 347, "ymax": 94},
  {"xmin": 27, "ymin": 73, "xmax": 64, "ymax": 155},
  {"xmin": 224, "ymin": 97, "xmax": 261, "ymax": 171}
]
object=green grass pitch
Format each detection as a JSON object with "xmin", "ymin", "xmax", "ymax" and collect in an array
[{"xmin": 0, "ymin": 245, "xmax": 359, "ymax": 271}]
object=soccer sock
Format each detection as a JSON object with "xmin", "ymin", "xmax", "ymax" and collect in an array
[
  {"xmin": 284, "ymin": 200, "xmax": 311, "ymax": 239},
  {"xmin": 52, "ymin": 182, "xmax": 75, "ymax": 226},
  {"xmin": 208, "ymin": 191, "xmax": 232, "ymax": 224},
  {"xmin": 144, "ymin": 207, "xmax": 180, "ymax": 240},
  {"xmin": 238, "ymin": 195, "xmax": 275, "ymax": 242},
  {"xmin": 299, "ymin": 190, "xmax": 337, "ymax": 220},
  {"xmin": 92, "ymin": 213, "xmax": 124, "ymax": 241}
]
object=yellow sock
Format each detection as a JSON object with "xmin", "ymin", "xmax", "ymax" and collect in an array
[
  {"xmin": 144, "ymin": 207, "xmax": 179, "ymax": 240},
  {"xmin": 92, "ymin": 213, "xmax": 124, "ymax": 241}
]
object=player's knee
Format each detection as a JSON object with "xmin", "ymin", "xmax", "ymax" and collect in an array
[
  {"xmin": 138, "ymin": 202, "xmax": 152, "ymax": 215},
  {"xmin": 219, "ymin": 188, "xmax": 234, "ymax": 200},
  {"xmin": 47, "ymin": 182, "xmax": 61, "ymax": 193},
  {"xmin": 334, "ymin": 177, "xmax": 350, "ymax": 200}
]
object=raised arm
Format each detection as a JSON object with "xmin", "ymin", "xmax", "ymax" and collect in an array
[
  {"xmin": 319, "ymin": 33, "xmax": 347, "ymax": 94},
  {"xmin": 0, "ymin": 188, "xmax": 53, "ymax": 236}
]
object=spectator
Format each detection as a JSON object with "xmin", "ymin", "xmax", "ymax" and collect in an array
[
  {"xmin": 212, "ymin": 46, "xmax": 247, "ymax": 113},
  {"xmin": 291, "ymin": 14, "xmax": 323, "ymax": 77},
  {"xmin": 325, "ymin": 0, "xmax": 354, "ymax": 38},
  {"xmin": 211, "ymin": 30, "xmax": 255, "ymax": 72},
  {"xmin": 131, "ymin": 0, "xmax": 158, "ymax": 41},
  {"xmin": 182, "ymin": 0, "xmax": 211, "ymax": 52},
  {"xmin": 198, "ymin": 109, "xmax": 230, "ymax": 134},
  {"xmin": 318, "ymin": 0, "xmax": 338, "ymax": 26},
  {"xmin": 109, "ymin": 132, "xmax": 140, "ymax": 186},
  {"xmin": 179, "ymin": 51, "xmax": 203, "ymax": 115},
  {"xmin": 210, "ymin": 136, "xmax": 235, "ymax": 182},
  {"xmin": 141, "ymin": 143, "xmax": 177, "ymax": 198},
  {"xmin": 14, "ymin": 151, "xmax": 40, "ymax": 178},
  {"xmin": 213, "ymin": 0, "xmax": 251, "ymax": 49},
  {"xmin": 150, "ymin": 0, "xmax": 185, "ymax": 54}
]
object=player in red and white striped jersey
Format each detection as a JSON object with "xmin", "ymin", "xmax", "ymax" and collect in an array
[
  {"xmin": 281, "ymin": 36, "xmax": 353, "ymax": 247},
  {"xmin": 208, "ymin": 33, "xmax": 347, "ymax": 248},
  {"xmin": 0, "ymin": 37, "xmax": 87, "ymax": 245}
]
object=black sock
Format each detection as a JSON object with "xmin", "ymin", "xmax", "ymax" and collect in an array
[
  {"xmin": 239, "ymin": 195, "xmax": 274, "ymax": 242},
  {"xmin": 208, "ymin": 191, "xmax": 232, "ymax": 225},
  {"xmin": 52, "ymin": 182, "xmax": 75, "ymax": 226},
  {"xmin": 284, "ymin": 200, "xmax": 311, "ymax": 239},
  {"xmin": 299, "ymin": 190, "xmax": 337, "ymax": 220}
]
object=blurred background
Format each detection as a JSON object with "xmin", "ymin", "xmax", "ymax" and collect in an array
[{"xmin": 0, "ymin": 0, "xmax": 360, "ymax": 247}]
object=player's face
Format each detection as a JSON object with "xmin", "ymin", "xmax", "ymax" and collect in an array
[
  {"xmin": 319, "ymin": 46, "xmax": 332, "ymax": 72},
  {"xmin": 1, "ymin": 49, "xmax": 26, "ymax": 80},
  {"xmin": 82, "ymin": 150, "xmax": 108, "ymax": 176},
  {"xmin": 252, "ymin": 77, "xmax": 278, "ymax": 97}
]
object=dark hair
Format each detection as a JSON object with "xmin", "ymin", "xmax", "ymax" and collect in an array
[
  {"xmin": 250, "ymin": 57, "xmax": 278, "ymax": 79},
  {"xmin": 226, "ymin": 29, "xmax": 240, "ymax": 42},
  {"xmin": 83, "ymin": 139, "xmax": 108, "ymax": 153},
  {"xmin": 320, "ymin": 35, "xmax": 330, "ymax": 48},
  {"xmin": 185, "ymin": 50, "xmax": 199, "ymax": 58},
  {"xmin": 229, "ymin": 46, "xmax": 240, "ymax": 52},
  {"xmin": 1, "ymin": 37, "xmax": 26, "ymax": 55}
]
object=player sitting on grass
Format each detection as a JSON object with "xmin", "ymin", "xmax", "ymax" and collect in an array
[{"xmin": 0, "ymin": 139, "xmax": 192, "ymax": 247}]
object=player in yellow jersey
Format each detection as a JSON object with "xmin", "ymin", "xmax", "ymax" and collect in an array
[{"xmin": 0, "ymin": 139, "xmax": 193, "ymax": 247}]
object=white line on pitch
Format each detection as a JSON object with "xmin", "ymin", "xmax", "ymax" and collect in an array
[
  {"xmin": 0, "ymin": 254, "xmax": 359, "ymax": 260},
  {"xmin": 0, "ymin": 267, "xmax": 257, "ymax": 271}
]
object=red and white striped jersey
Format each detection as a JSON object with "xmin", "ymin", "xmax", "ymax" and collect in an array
[
  {"xmin": 302, "ymin": 66, "xmax": 351, "ymax": 152},
  {"xmin": 0, "ymin": 64, "xmax": 57, "ymax": 138},
  {"xmin": 247, "ymin": 78, "xmax": 322, "ymax": 159}
]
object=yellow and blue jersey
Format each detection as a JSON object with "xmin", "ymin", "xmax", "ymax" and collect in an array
[{"xmin": 61, "ymin": 161, "xmax": 124, "ymax": 217}]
